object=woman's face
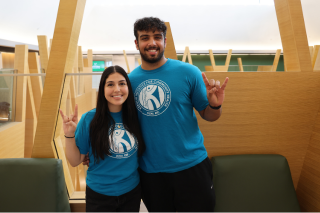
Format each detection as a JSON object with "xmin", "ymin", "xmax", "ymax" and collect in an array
[{"xmin": 104, "ymin": 72, "xmax": 129, "ymax": 112}]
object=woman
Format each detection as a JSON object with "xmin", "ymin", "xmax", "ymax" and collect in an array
[{"xmin": 60, "ymin": 66, "xmax": 145, "ymax": 212}]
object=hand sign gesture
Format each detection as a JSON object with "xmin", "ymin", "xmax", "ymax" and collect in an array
[
  {"xmin": 59, "ymin": 104, "xmax": 78, "ymax": 137},
  {"xmin": 202, "ymin": 73, "xmax": 229, "ymax": 107}
]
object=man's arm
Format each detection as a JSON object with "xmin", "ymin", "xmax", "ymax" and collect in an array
[
  {"xmin": 199, "ymin": 105, "xmax": 221, "ymax": 122},
  {"xmin": 199, "ymin": 72, "xmax": 228, "ymax": 122}
]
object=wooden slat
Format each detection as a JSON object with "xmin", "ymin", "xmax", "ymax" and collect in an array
[
  {"xmin": 224, "ymin": 49, "xmax": 232, "ymax": 67},
  {"xmin": 37, "ymin": 35, "xmax": 49, "ymax": 73},
  {"xmin": 123, "ymin": 50, "xmax": 130, "ymax": 73},
  {"xmin": 209, "ymin": 49, "xmax": 216, "ymax": 67},
  {"xmin": 25, "ymin": 77, "xmax": 37, "ymax": 158},
  {"xmin": 187, "ymin": 46, "xmax": 193, "ymax": 65},
  {"xmin": 87, "ymin": 49, "xmax": 92, "ymax": 69},
  {"xmin": 274, "ymin": 0, "xmax": 312, "ymax": 72},
  {"xmin": 164, "ymin": 22, "xmax": 177, "ymax": 60},
  {"xmin": 272, "ymin": 49, "xmax": 282, "ymax": 71},
  {"xmin": 32, "ymin": 0, "xmax": 86, "ymax": 158},
  {"xmin": 83, "ymin": 58, "xmax": 88, "ymax": 67},
  {"xmin": 78, "ymin": 46, "xmax": 84, "ymax": 72},
  {"xmin": 313, "ymin": 46, "xmax": 320, "ymax": 71},
  {"xmin": 237, "ymin": 58, "xmax": 244, "ymax": 72},
  {"xmin": 182, "ymin": 46, "xmax": 188, "ymax": 62},
  {"xmin": 28, "ymin": 52, "xmax": 43, "ymax": 117},
  {"xmin": 13, "ymin": 45, "xmax": 28, "ymax": 122},
  {"xmin": 312, "ymin": 45, "xmax": 320, "ymax": 69},
  {"xmin": 309, "ymin": 46, "xmax": 314, "ymax": 65}
]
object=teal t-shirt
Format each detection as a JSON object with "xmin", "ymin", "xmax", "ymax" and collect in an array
[
  {"xmin": 75, "ymin": 109, "xmax": 139, "ymax": 196},
  {"xmin": 129, "ymin": 59, "xmax": 209, "ymax": 173}
]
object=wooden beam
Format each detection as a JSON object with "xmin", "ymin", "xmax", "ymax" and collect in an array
[
  {"xmin": 28, "ymin": 52, "xmax": 43, "ymax": 118},
  {"xmin": 164, "ymin": 22, "xmax": 177, "ymax": 60},
  {"xmin": 25, "ymin": 77, "xmax": 37, "ymax": 158},
  {"xmin": 32, "ymin": 0, "xmax": 86, "ymax": 158},
  {"xmin": 237, "ymin": 58, "xmax": 244, "ymax": 72},
  {"xmin": 274, "ymin": 0, "xmax": 312, "ymax": 72},
  {"xmin": 78, "ymin": 46, "xmax": 84, "ymax": 72},
  {"xmin": 182, "ymin": 47, "xmax": 188, "ymax": 62},
  {"xmin": 37, "ymin": 35, "xmax": 49, "ymax": 73},
  {"xmin": 309, "ymin": 46, "xmax": 314, "ymax": 65},
  {"xmin": 272, "ymin": 49, "xmax": 282, "ymax": 72},
  {"xmin": 123, "ymin": 50, "xmax": 130, "ymax": 73},
  {"xmin": 13, "ymin": 45, "xmax": 28, "ymax": 122},
  {"xmin": 87, "ymin": 49, "xmax": 93, "ymax": 69},
  {"xmin": 224, "ymin": 49, "xmax": 232, "ymax": 67},
  {"xmin": 209, "ymin": 49, "xmax": 216, "ymax": 67},
  {"xmin": 187, "ymin": 47, "xmax": 193, "ymax": 65},
  {"xmin": 312, "ymin": 45, "xmax": 320, "ymax": 69}
]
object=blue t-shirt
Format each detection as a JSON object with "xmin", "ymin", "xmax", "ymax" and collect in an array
[
  {"xmin": 75, "ymin": 109, "xmax": 139, "ymax": 196},
  {"xmin": 129, "ymin": 58, "xmax": 209, "ymax": 173}
]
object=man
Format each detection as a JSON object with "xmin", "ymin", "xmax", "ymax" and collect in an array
[{"xmin": 129, "ymin": 17, "xmax": 229, "ymax": 212}]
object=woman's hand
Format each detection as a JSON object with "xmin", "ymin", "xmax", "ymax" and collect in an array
[{"xmin": 59, "ymin": 104, "xmax": 78, "ymax": 137}]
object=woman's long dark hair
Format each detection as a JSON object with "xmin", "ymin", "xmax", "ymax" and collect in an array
[{"xmin": 89, "ymin": 66, "xmax": 145, "ymax": 163}]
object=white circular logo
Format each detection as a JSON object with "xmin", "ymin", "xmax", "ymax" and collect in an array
[
  {"xmin": 134, "ymin": 79, "xmax": 171, "ymax": 116},
  {"xmin": 108, "ymin": 123, "xmax": 138, "ymax": 159}
]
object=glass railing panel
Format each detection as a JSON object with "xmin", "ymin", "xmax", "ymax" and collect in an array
[
  {"xmin": 56, "ymin": 72, "xmax": 102, "ymax": 199},
  {"xmin": 0, "ymin": 69, "xmax": 17, "ymax": 126},
  {"xmin": 0, "ymin": 72, "xmax": 46, "ymax": 127}
]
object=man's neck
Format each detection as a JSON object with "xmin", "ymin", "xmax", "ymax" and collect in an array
[{"xmin": 141, "ymin": 57, "xmax": 167, "ymax": 70}]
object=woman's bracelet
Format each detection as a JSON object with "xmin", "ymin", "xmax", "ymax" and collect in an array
[{"xmin": 64, "ymin": 135, "xmax": 75, "ymax": 138}]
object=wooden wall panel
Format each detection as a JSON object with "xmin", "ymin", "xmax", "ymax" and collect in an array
[
  {"xmin": 274, "ymin": 0, "xmax": 312, "ymax": 72},
  {"xmin": 37, "ymin": 35, "xmax": 49, "ymax": 73},
  {"xmin": 32, "ymin": 0, "xmax": 86, "ymax": 158},
  {"xmin": 1, "ymin": 53, "xmax": 15, "ymax": 69},
  {"xmin": 296, "ymin": 108, "xmax": 320, "ymax": 211},
  {"xmin": 0, "ymin": 122, "xmax": 25, "ymax": 158},
  {"xmin": 199, "ymin": 72, "xmax": 320, "ymax": 189},
  {"xmin": 164, "ymin": 22, "xmax": 177, "ymax": 60}
]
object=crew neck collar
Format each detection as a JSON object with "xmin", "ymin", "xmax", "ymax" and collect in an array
[{"xmin": 139, "ymin": 58, "xmax": 171, "ymax": 73}]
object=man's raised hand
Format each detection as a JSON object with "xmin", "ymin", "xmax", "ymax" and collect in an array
[
  {"xmin": 202, "ymin": 72, "xmax": 229, "ymax": 107},
  {"xmin": 59, "ymin": 104, "xmax": 79, "ymax": 137}
]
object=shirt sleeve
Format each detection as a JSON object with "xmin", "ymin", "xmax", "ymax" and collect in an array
[
  {"xmin": 189, "ymin": 66, "xmax": 209, "ymax": 112},
  {"xmin": 75, "ymin": 113, "xmax": 90, "ymax": 155}
]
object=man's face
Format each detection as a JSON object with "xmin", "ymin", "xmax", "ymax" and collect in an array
[{"xmin": 135, "ymin": 30, "xmax": 166, "ymax": 64}]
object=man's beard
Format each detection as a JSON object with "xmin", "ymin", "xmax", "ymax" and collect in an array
[{"xmin": 139, "ymin": 47, "xmax": 164, "ymax": 64}]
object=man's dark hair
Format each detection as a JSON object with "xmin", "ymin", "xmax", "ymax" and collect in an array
[{"xmin": 134, "ymin": 17, "xmax": 167, "ymax": 42}]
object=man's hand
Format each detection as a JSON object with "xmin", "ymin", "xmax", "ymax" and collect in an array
[
  {"xmin": 202, "ymin": 73, "xmax": 229, "ymax": 107},
  {"xmin": 59, "ymin": 104, "xmax": 78, "ymax": 137}
]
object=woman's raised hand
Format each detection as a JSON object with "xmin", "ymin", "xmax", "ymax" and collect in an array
[{"xmin": 59, "ymin": 104, "xmax": 78, "ymax": 137}]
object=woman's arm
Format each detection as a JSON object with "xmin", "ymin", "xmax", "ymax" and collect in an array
[
  {"xmin": 60, "ymin": 104, "xmax": 85, "ymax": 167},
  {"xmin": 65, "ymin": 137, "xmax": 86, "ymax": 167}
]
